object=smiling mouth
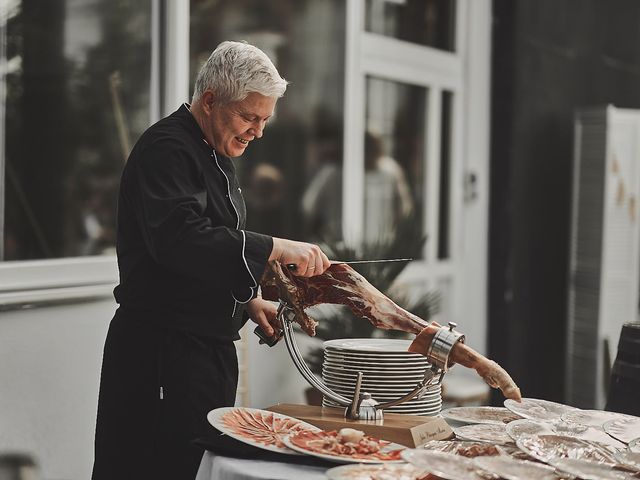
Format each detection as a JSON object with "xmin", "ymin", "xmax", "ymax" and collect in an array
[{"xmin": 236, "ymin": 137, "xmax": 249, "ymax": 145}]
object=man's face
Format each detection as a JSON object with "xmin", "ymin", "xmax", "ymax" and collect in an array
[{"xmin": 207, "ymin": 92, "xmax": 277, "ymax": 158}]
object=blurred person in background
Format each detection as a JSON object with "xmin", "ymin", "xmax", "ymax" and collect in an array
[
  {"xmin": 92, "ymin": 41, "xmax": 330, "ymax": 480},
  {"xmin": 363, "ymin": 130, "xmax": 413, "ymax": 243}
]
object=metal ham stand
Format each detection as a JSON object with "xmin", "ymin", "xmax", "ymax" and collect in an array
[{"xmin": 258, "ymin": 300, "xmax": 465, "ymax": 423}]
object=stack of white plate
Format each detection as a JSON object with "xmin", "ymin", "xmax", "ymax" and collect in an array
[{"xmin": 321, "ymin": 338, "xmax": 442, "ymax": 416}]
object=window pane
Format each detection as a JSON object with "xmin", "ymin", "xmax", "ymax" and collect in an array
[
  {"xmin": 3, "ymin": 0, "xmax": 152, "ymax": 261},
  {"xmin": 364, "ymin": 77, "xmax": 426, "ymax": 253},
  {"xmin": 190, "ymin": 0, "xmax": 346, "ymax": 244},
  {"xmin": 365, "ymin": 0, "xmax": 456, "ymax": 51}
]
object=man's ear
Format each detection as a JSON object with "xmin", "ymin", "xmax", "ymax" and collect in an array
[{"xmin": 201, "ymin": 90, "xmax": 216, "ymax": 114}]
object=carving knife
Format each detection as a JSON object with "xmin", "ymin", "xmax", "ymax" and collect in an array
[
  {"xmin": 330, "ymin": 258, "xmax": 413, "ymax": 265},
  {"xmin": 286, "ymin": 258, "xmax": 413, "ymax": 270}
]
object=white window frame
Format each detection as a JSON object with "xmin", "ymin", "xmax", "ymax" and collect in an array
[
  {"xmin": 0, "ymin": 0, "xmax": 191, "ymax": 307},
  {"xmin": 343, "ymin": 0, "xmax": 491, "ymax": 352}
]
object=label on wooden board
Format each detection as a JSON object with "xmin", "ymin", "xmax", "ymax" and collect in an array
[{"xmin": 409, "ymin": 416, "xmax": 452, "ymax": 446}]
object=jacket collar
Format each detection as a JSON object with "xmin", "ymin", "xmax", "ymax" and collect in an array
[{"xmin": 174, "ymin": 103, "xmax": 219, "ymax": 157}]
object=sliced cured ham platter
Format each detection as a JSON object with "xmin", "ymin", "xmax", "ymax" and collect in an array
[
  {"xmin": 283, "ymin": 429, "xmax": 406, "ymax": 464},
  {"xmin": 207, "ymin": 407, "xmax": 321, "ymax": 454}
]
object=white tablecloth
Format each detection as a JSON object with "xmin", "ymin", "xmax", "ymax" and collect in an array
[{"xmin": 195, "ymin": 451, "xmax": 329, "ymax": 480}]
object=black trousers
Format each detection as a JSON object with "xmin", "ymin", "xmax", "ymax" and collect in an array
[{"xmin": 92, "ymin": 309, "xmax": 238, "ymax": 480}]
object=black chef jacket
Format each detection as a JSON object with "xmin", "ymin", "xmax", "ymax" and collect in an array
[
  {"xmin": 113, "ymin": 103, "xmax": 273, "ymax": 339},
  {"xmin": 92, "ymin": 104, "xmax": 273, "ymax": 480}
]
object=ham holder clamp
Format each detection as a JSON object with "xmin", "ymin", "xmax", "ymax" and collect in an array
[
  {"xmin": 257, "ymin": 260, "xmax": 468, "ymax": 423},
  {"xmin": 268, "ymin": 301, "xmax": 464, "ymax": 422}
]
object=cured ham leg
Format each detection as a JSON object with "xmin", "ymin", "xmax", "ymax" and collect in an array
[
  {"xmin": 260, "ymin": 261, "xmax": 521, "ymax": 401},
  {"xmin": 261, "ymin": 261, "xmax": 429, "ymax": 336}
]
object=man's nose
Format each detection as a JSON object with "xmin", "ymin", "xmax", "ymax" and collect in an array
[{"xmin": 250, "ymin": 121, "xmax": 265, "ymax": 138}]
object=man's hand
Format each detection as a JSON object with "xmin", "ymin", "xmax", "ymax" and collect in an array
[
  {"xmin": 269, "ymin": 237, "xmax": 331, "ymax": 277},
  {"xmin": 245, "ymin": 297, "xmax": 279, "ymax": 337}
]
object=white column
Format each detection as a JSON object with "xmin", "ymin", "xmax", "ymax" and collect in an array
[{"xmin": 163, "ymin": 0, "xmax": 190, "ymax": 115}]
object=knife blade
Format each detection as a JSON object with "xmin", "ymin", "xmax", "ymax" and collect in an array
[
  {"xmin": 286, "ymin": 258, "xmax": 412, "ymax": 271},
  {"xmin": 331, "ymin": 258, "xmax": 413, "ymax": 265}
]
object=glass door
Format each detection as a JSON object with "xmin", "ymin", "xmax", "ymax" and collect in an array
[{"xmin": 343, "ymin": 0, "xmax": 491, "ymax": 350}]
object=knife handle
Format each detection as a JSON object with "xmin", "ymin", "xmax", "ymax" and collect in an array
[{"xmin": 253, "ymin": 325, "xmax": 284, "ymax": 347}]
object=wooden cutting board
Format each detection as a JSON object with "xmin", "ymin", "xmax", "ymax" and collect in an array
[{"xmin": 267, "ymin": 403, "xmax": 453, "ymax": 448}]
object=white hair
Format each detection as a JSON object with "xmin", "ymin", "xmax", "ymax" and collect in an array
[{"xmin": 192, "ymin": 41, "xmax": 288, "ymax": 104}]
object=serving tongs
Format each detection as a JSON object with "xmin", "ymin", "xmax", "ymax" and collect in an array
[{"xmin": 259, "ymin": 300, "xmax": 465, "ymax": 422}]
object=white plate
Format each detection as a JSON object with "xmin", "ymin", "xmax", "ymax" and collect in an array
[
  {"xmin": 615, "ymin": 450, "xmax": 640, "ymax": 470},
  {"xmin": 321, "ymin": 406, "xmax": 442, "ymax": 416},
  {"xmin": 322, "ymin": 382, "xmax": 440, "ymax": 398},
  {"xmin": 473, "ymin": 455, "xmax": 557, "ymax": 480},
  {"xmin": 322, "ymin": 404, "xmax": 442, "ymax": 415},
  {"xmin": 324, "ymin": 348, "xmax": 428, "ymax": 362},
  {"xmin": 323, "ymin": 393, "xmax": 441, "ymax": 404},
  {"xmin": 551, "ymin": 458, "xmax": 635, "ymax": 480},
  {"xmin": 282, "ymin": 432, "xmax": 406, "ymax": 464},
  {"xmin": 320, "ymin": 405, "xmax": 441, "ymax": 417},
  {"xmin": 558, "ymin": 424, "xmax": 627, "ymax": 450},
  {"xmin": 561, "ymin": 410, "xmax": 637, "ymax": 429},
  {"xmin": 401, "ymin": 450, "xmax": 486, "ymax": 480},
  {"xmin": 206, "ymin": 407, "xmax": 320, "ymax": 455},
  {"xmin": 629, "ymin": 437, "xmax": 640, "ymax": 453},
  {"xmin": 323, "ymin": 369, "xmax": 427, "ymax": 381},
  {"xmin": 506, "ymin": 419, "xmax": 555, "ymax": 440},
  {"xmin": 515, "ymin": 434, "xmax": 618, "ymax": 465},
  {"xmin": 325, "ymin": 350, "xmax": 426, "ymax": 358},
  {"xmin": 419, "ymin": 439, "xmax": 505, "ymax": 457},
  {"xmin": 441, "ymin": 406, "xmax": 522, "ymax": 425},
  {"xmin": 604, "ymin": 417, "xmax": 640, "ymax": 444},
  {"xmin": 324, "ymin": 352, "xmax": 427, "ymax": 362},
  {"xmin": 321, "ymin": 400, "xmax": 442, "ymax": 415},
  {"xmin": 453, "ymin": 423, "xmax": 514, "ymax": 445},
  {"xmin": 325, "ymin": 462, "xmax": 425, "ymax": 480},
  {"xmin": 322, "ymin": 367, "xmax": 438, "ymax": 385},
  {"xmin": 505, "ymin": 419, "xmax": 626, "ymax": 450},
  {"xmin": 323, "ymin": 362, "xmax": 429, "ymax": 372},
  {"xmin": 322, "ymin": 394, "xmax": 441, "ymax": 407},
  {"xmin": 504, "ymin": 398, "xmax": 578, "ymax": 422},
  {"xmin": 323, "ymin": 364, "xmax": 427, "ymax": 373},
  {"xmin": 322, "ymin": 385, "xmax": 440, "ymax": 399},
  {"xmin": 324, "ymin": 362, "xmax": 428, "ymax": 371},
  {"xmin": 324, "ymin": 338, "xmax": 415, "ymax": 353}
]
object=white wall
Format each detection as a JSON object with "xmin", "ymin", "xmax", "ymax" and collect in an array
[
  {"xmin": 0, "ymin": 298, "xmax": 299, "ymax": 480},
  {"xmin": 245, "ymin": 332, "xmax": 320, "ymax": 409},
  {"xmin": 0, "ymin": 298, "xmax": 113, "ymax": 480}
]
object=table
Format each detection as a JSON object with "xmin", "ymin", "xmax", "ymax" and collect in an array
[{"xmin": 195, "ymin": 451, "xmax": 329, "ymax": 480}]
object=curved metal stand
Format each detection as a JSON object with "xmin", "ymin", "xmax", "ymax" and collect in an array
[{"xmin": 276, "ymin": 301, "xmax": 465, "ymax": 421}]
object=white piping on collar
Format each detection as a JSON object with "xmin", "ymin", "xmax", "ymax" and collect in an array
[
  {"xmin": 231, "ymin": 230, "xmax": 258, "ymax": 304},
  {"xmin": 212, "ymin": 150, "xmax": 240, "ymax": 230},
  {"xmin": 212, "ymin": 151, "xmax": 257, "ymax": 305}
]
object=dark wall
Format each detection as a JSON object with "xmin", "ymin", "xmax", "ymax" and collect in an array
[{"xmin": 489, "ymin": 0, "xmax": 640, "ymax": 403}]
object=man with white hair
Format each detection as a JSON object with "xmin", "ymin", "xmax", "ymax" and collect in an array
[{"xmin": 92, "ymin": 41, "xmax": 330, "ymax": 479}]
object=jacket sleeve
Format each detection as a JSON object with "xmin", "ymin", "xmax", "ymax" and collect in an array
[{"xmin": 125, "ymin": 140, "xmax": 273, "ymax": 291}]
